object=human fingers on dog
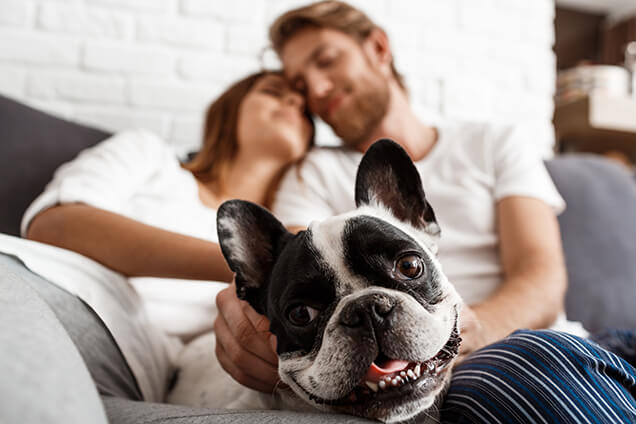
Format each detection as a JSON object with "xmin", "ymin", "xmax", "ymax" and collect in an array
[
  {"xmin": 242, "ymin": 301, "xmax": 278, "ymax": 364},
  {"xmin": 213, "ymin": 303, "xmax": 279, "ymax": 386},
  {"xmin": 214, "ymin": 327, "xmax": 279, "ymax": 393},
  {"xmin": 215, "ymin": 284, "xmax": 278, "ymax": 366}
]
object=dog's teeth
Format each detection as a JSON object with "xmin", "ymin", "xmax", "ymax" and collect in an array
[
  {"xmin": 391, "ymin": 378, "xmax": 399, "ymax": 386},
  {"xmin": 407, "ymin": 369, "xmax": 416, "ymax": 380},
  {"xmin": 414, "ymin": 364, "xmax": 421, "ymax": 377},
  {"xmin": 378, "ymin": 380, "xmax": 387, "ymax": 390},
  {"xmin": 365, "ymin": 381, "xmax": 379, "ymax": 392},
  {"xmin": 400, "ymin": 371, "xmax": 406, "ymax": 378}
]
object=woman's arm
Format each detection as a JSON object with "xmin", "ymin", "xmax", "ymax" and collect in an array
[{"xmin": 27, "ymin": 203, "xmax": 233, "ymax": 282}]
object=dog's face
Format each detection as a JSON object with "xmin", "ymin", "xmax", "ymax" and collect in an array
[{"xmin": 217, "ymin": 140, "xmax": 462, "ymax": 423}]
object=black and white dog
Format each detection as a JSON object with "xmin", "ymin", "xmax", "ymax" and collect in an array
[{"xmin": 168, "ymin": 139, "xmax": 462, "ymax": 423}]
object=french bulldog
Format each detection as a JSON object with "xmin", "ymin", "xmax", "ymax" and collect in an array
[{"xmin": 168, "ymin": 139, "xmax": 462, "ymax": 423}]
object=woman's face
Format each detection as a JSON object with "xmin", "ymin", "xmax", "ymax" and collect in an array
[{"xmin": 236, "ymin": 74, "xmax": 313, "ymax": 163}]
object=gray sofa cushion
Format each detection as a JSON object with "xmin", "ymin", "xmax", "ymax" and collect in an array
[
  {"xmin": 102, "ymin": 397, "xmax": 372, "ymax": 424},
  {"xmin": 546, "ymin": 156, "xmax": 636, "ymax": 332},
  {"xmin": 0, "ymin": 95, "xmax": 111, "ymax": 236},
  {"xmin": 0, "ymin": 254, "xmax": 109, "ymax": 424}
]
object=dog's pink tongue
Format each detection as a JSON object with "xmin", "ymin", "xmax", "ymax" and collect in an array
[{"xmin": 365, "ymin": 360, "xmax": 410, "ymax": 383}]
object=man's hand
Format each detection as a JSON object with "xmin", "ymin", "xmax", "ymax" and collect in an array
[
  {"xmin": 214, "ymin": 282, "xmax": 280, "ymax": 393},
  {"xmin": 456, "ymin": 305, "xmax": 492, "ymax": 364}
]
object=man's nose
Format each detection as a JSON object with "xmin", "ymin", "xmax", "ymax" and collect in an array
[{"xmin": 306, "ymin": 71, "xmax": 333, "ymax": 101}]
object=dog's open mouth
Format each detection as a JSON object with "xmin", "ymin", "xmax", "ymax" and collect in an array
[
  {"xmin": 358, "ymin": 320, "xmax": 460, "ymax": 395},
  {"xmin": 304, "ymin": 317, "xmax": 461, "ymax": 406}
]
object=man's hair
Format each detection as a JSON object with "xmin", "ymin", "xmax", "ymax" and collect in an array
[{"xmin": 269, "ymin": 0, "xmax": 406, "ymax": 92}]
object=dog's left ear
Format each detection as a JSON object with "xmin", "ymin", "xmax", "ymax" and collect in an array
[
  {"xmin": 216, "ymin": 200, "xmax": 292, "ymax": 314},
  {"xmin": 355, "ymin": 138, "xmax": 440, "ymax": 237}
]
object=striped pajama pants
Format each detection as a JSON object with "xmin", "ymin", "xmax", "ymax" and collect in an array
[{"xmin": 441, "ymin": 329, "xmax": 636, "ymax": 423}]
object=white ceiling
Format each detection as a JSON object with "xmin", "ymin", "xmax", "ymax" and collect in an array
[{"xmin": 556, "ymin": 0, "xmax": 636, "ymax": 21}]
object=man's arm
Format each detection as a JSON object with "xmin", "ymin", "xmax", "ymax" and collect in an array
[
  {"xmin": 459, "ymin": 196, "xmax": 567, "ymax": 358},
  {"xmin": 27, "ymin": 203, "xmax": 234, "ymax": 282}
]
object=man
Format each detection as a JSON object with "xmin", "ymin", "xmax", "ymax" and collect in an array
[{"xmin": 214, "ymin": 2, "xmax": 636, "ymax": 421}]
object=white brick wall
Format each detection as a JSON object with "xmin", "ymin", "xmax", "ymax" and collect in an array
[{"xmin": 0, "ymin": 0, "xmax": 556, "ymax": 155}]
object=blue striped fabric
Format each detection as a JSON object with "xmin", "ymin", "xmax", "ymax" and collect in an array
[{"xmin": 441, "ymin": 329, "xmax": 636, "ymax": 423}]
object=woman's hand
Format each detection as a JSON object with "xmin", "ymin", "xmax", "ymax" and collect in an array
[{"xmin": 214, "ymin": 282, "xmax": 280, "ymax": 393}]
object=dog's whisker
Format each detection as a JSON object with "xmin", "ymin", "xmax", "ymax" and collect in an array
[{"xmin": 420, "ymin": 406, "xmax": 442, "ymax": 423}]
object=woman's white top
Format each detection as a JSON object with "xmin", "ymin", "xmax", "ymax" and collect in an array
[{"xmin": 0, "ymin": 129, "xmax": 225, "ymax": 401}]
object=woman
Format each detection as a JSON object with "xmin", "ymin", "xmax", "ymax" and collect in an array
[
  {"xmin": 0, "ymin": 70, "xmax": 313, "ymax": 417},
  {"xmin": 26, "ymin": 70, "xmax": 313, "ymax": 286},
  {"xmin": 23, "ymin": 70, "xmax": 313, "ymax": 341}
]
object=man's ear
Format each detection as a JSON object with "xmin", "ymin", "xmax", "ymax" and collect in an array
[
  {"xmin": 361, "ymin": 28, "xmax": 393, "ymax": 76},
  {"xmin": 216, "ymin": 200, "xmax": 292, "ymax": 314},
  {"xmin": 355, "ymin": 139, "xmax": 440, "ymax": 237}
]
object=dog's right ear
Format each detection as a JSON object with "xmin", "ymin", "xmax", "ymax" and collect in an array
[{"xmin": 216, "ymin": 200, "xmax": 292, "ymax": 314}]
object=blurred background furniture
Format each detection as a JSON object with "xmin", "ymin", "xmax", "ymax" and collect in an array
[
  {"xmin": 554, "ymin": 0, "xmax": 636, "ymax": 166},
  {"xmin": 554, "ymin": 93, "xmax": 636, "ymax": 160}
]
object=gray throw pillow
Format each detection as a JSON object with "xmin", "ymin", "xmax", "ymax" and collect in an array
[
  {"xmin": 546, "ymin": 155, "xmax": 636, "ymax": 332},
  {"xmin": 0, "ymin": 95, "xmax": 111, "ymax": 236}
]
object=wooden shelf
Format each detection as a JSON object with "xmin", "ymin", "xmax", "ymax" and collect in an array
[{"xmin": 554, "ymin": 94, "xmax": 636, "ymax": 156}]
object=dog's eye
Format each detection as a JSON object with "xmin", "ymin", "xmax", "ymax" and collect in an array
[
  {"xmin": 396, "ymin": 254, "xmax": 424, "ymax": 279},
  {"xmin": 287, "ymin": 305, "xmax": 319, "ymax": 326}
]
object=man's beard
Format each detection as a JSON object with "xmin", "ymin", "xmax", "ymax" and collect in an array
[{"xmin": 327, "ymin": 71, "xmax": 390, "ymax": 148}]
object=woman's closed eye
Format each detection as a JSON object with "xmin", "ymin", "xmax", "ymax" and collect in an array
[{"xmin": 261, "ymin": 86, "xmax": 284, "ymax": 98}]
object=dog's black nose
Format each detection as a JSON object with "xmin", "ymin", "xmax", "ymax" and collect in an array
[{"xmin": 340, "ymin": 292, "xmax": 396, "ymax": 328}]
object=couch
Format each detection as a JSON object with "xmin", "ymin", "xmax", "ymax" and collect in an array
[{"xmin": 2, "ymin": 93, "xmax": 636, "ymax": 423}]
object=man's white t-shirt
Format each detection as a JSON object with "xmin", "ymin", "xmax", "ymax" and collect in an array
[{"xmin": 273, "ymin": 121, "xmax": 586, "ymax": 335}]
